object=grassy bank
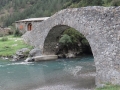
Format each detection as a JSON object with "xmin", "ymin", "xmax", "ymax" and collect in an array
[
  {"xmin": 96, "ymin": 85, "xmax": 120, "ymax": 90},
  {"xmin": 0, "ymin": 35, "xmax": 33, "ymax": 57}
]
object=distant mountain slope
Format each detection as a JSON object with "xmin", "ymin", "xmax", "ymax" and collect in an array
[{"xmin": 0, "ymin": 0, "xmax": 119, "ymax": 27}]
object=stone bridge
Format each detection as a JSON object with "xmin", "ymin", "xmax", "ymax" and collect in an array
[{"xmin": 22, "ymin": 6, "xmax": 120, "ymax": 87}]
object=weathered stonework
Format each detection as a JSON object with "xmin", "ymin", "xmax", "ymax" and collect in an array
[
  {"xmin": 22, "ymin": 6, "xmax": 120, "ymax": 87},
  {"xmin": 15, "ymin": 17, "xmax": 49, "ymax": 34},
  {"xmin": 0, "ymin": 27, "xmax": 11, "ymax": 36},
  {"xmin": 15, "ymin": 21, "xmax": 43, "ymax": 34}
]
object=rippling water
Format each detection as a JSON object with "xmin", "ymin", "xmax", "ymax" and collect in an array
[{"xmin": 0, "ymin": 55, "xmax": 96, "ymax": 90}]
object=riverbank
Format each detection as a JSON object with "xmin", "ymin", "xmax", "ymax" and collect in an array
[
  {"xmin": 96, "ymin": 84, "xmax": 120, "ymax": 90},
  {"xmin": 0, "ymin": 35, "xmax": 32, "ymax": 57}
]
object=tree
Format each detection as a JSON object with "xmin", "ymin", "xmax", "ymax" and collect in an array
[
  {"xmin": 58, "ymin": 27, "xmax": 92, "ymax": 55},
  {"xmin": 59, "ymin": 34, "xmax": 72, "ymax": 46},
  {"xmin": 111, "ymin": 0, "xmax": 120, "ymax": 6}
]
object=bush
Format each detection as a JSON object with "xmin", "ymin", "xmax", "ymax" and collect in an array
[
  {"xmin": 23, "ymin": 50, "xmax": 30, "ymax": 57},
  {"xmin": 1, "ymin": 36, "xmax": 8, "ymax": 41},
  {"xmin": 81, "ymin": 39, "xmax": 89, "ymax": 46},
  {"xmin": 14, "ymin": 28, "xmax": 22, "ymax": 37},
  {"xmin": 59, "ymin": 34, "xmax": 72, "ymax": 45},
  {"xmin": 111, "ymin": 0, "xmax": 120, "ymax": 6}
]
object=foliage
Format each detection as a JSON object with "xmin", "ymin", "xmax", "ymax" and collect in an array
[
  {"xmin": 0, "ymin": 35, "xmax": 33, "ymax": 57},
  {"xmin": 2, "ymin": 0, "xmax": 71, "ymax": 26},
  {"xmin": 58, "ymin": 27, "xmax": 91, "ymax": 53},
  {"xmin": 22, "ymin": 49, "xmax": 30, "ymax": 57},
  {"xmin": 8, "ymin": 25, "xmax": 16, "ymax": 35},
  {"xmin": 63, "ymin": 27, "xmax": 88, "ymax": 47},
  {"xmin": 111, "ymin": 0, "xmax": 120, "ymax": 6},
  {"xmin": 0, "ymin": 0, "xmax": 120, "ymax": 27},
  {"xmin": 14, "ymin": 28, "xmax": 22, "ymax": 37},
  {"xmin": 1, "ymin": 36, "xmax": 8, "ymax": 41},
  {"xmin": 81, "ymin": 39, "xmax": 89, "ymax": 46},
  {"xmin": 59, "ymin": 34, "xmax": 72, "ymax": 46},
  {"xmin": 96, "ymin": 84, "xmax": 120, "ymax": 90}
]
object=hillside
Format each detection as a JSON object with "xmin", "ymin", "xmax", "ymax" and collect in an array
[{"xmin": 0, "ymin": 0, "xmax": 120, "ymax": 27}]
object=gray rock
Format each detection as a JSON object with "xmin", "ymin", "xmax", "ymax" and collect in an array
[
  {"xmin": 25, "ymin": 57, "xmax": 34, "ymax": 62},
  {"xmin": 29, "ymin": 48, "xmax": 41, "ymax": 57},
  {"xmin": 12, "ymin": 55, "xmax": 20, "ymax": 61},
  {"xmin": 33, "ymin": 55, "xmax": 58, "ymax": 61},
  {"xmin": 16, "ymin": 48, "xmax": 30, "ymax": 55},
  {"xmin": 58, "ymin": 54, "xmax": 66, "ymax": 58},
  {"xmin": 66, "ymin": 53, "xmax": 75, "ymax": 58},
  {"xmin": 13, "ymin": 48, "xmax": 30, "ymax": 61}
]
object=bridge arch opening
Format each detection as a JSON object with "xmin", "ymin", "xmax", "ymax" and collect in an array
[
  {"xmin": 43, "ymin": 25, "xmax": 96, "ymax": 88},
  {"xmin": 43, "ymin": 25, "xmax": 93, "ymax": 57}
]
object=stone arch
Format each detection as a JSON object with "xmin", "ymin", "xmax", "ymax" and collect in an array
[
  {"xmin": 27, "ymin": 23, "xmax": 32, "ymax": 31},
  {"xmin": 41, "ymin": 22, "xmax": 98, "ymax": 86},
  {"xmin": 43, "ymin": 25, "xmax": 92, "ymax": 56},
  {"xmin": 22, "ymin": 7, "xmax": 120, "ymax": 87}
]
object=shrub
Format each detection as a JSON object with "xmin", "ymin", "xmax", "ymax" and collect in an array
[
  {"xmin": 14, "ymin": 28, "xmax": 22, "ymax": 37},
  {"xmin": 81, "ymin": 39, "xmax": 89, "ymax": 46},
  {"xmin": 23, "ymin": 50, "xmax": 30, "ymax": 57},
  {"xmin": 59, "ymin": 34, "xmax": 72, "ymax": 45},
  {"xmin": 111, "ymin": 0, "xmax": 120, "ymax": 6},
  {"xmin": 1, "ymin": 36, "xmax": 8, "ymax": 41}
]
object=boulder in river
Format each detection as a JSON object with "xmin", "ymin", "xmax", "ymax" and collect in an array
[
  {"xmin": 33, "ymin": 55, "xmax": 58, "ymax": 61},
  {"xmin": 25, "ymin": 55, "xmax": 58, "ymax": 62},
  {"xmin": 25, "ymin": 57, "xmax": 35, "ymax": 62},
  {"xmin": 66, "ymin": 52, "xmax": 76, "ymax": 58},
  {"xmin": 29, "ymin": 48, "xmax": 41, "ymax": 57},
  {"xmin": 12, "ymin": 48, "xmax": 30, "ymax": 61}
]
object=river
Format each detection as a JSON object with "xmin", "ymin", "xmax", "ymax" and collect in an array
[{"xmin": 0, "ymin": 55, "xmax": 96, "ymax": 90}]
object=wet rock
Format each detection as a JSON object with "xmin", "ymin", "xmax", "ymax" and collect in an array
[
  {"xmin": 58, "ymin": 54, "xmax": 66, "ymax": 58},
  {"xmin": 33, "ymin": 55, "xmax": 58, "ymax": 61},
  {"xmin": 16, "ymin": 48, "xmax": 30, "ymax": 56},
  {"xmin": 29, "ymin": 48, "xmax": 41, "ymax": 57},
  {"xmin": 13, "ymin": 48, "xmax": 30, "ymax": 61},
  {"xmin": 12, "ymin": 55, "xmax": 20, "ymax": 61},
  {"xmin": 66, "ymin": 53, "xmax": 76, "ymax": 58},
  {"xmin": 25, "ymin": 57, "xmax": 34, "ymax": 62}
]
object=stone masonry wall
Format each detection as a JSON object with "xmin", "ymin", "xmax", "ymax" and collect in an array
[
  {"xmin": 0, "ymin": 27, "xmax": 11, "ymax": 36},
  {"xmin": 22, "ymin": 6, "xmax": 120, "ymax": 87},
  {"xmin": 16, "ymin": 21, "xmax": 40, "ymax": 34}
]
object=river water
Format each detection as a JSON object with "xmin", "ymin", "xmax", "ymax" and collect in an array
[{"xmin": 0, "ymin": 55, "xmax": 96, "ymax": 90}]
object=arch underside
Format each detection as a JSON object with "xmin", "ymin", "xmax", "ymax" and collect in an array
[{"xmin": 43, "ymin": 25, "xmax": 69, "ymax": 55}]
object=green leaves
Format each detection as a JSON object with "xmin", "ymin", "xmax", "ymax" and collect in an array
[
  {"xmin": 63, "ymin": 28, "xmax": 84, "ymax": 43},
  {"xmin": 59, "ymin": 27, "xmax": 88, "ymax": 50},
  {"xmin": 57, "ymin": 27, "xmax": 93, "ymax": 55},
  {"xmin": 1, "ymin": 0, "xmax": 120, "ymax": 27},
  {"xmin": 81, "ymin": 39, "xmax": 89, "ymax": 46},
  {"xmin": 1, "ymin": 36, "xmax": 8, "ymax": 41},
  {"xmin": 59, "ymin": 34, "xmax": 72, "ymax": 45},
  {"xmin": 111, "ymin": 0, "xmax": 120, "ymax": 6}
]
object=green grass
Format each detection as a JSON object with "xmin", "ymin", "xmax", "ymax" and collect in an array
[
  {"xmin": 96, "ymin": 85, "xmax": 120, "ymax": 90},
  {"xmin": 0, "ymin": 35, "xmax": 33, "ymax": 57}
]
